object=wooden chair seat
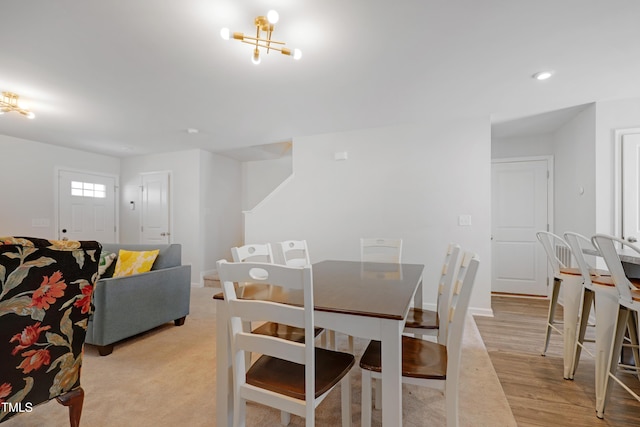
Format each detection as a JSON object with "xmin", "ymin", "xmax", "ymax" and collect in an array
[
  {"xmin": 560, "ymin": 266, "xmax": 611, "ymax": 277},
  {"xmin": 560, "ymin": 267, "xmax": 611, "ymax": 277},
  {"xmin": 592, "ymin": 275, "xmax": 615, "ymax": 286},
  {"xmin": 360, "ymin": 336, "xmax": 447, "ymax": 380},
  {"xmin": 405, "ymin": 307, "xmax": 438, "ymax": 330},
  {"xmin": 252, "ymin": 322, "xmax": 323, "ymax": 343},
  {"xmin": 559, "ymin": 266, "xmax": 581, "ymax": 276},
  {"xmin": 247, "ymin": 348, "xmax": 355, "ymax": 400}
]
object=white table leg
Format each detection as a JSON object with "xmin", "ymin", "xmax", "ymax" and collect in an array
[
  {"xmin": 216, "ymin": 299, "xmax": 233, "ymax": 427},
  {"xmin": 381, "ymin": 319, "xmax": 403, "ymax": 426}
]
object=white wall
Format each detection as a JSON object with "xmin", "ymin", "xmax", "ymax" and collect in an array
[
  {"xmin": 594, "ymin": 97, "xmax": 640, "ymax": 234},
  {"xmin": 202, "ymin": 150, "xmax": 243, "ymax": 271},
  {"xmin": 0, "ymin": 135, "xmax": 120, "ymax": 239},
  {"xmin": 552, "ymin": 105, "xmax": 597, "ymax": 237},
  {"xmin": 120, "ymin": 149, "xmax": 243, "ymax": 285},
  {"xmin": 245, "ymin": 119, "xmax": 492, "ymax": 315},
  {"xmin": 242, "ymin": 155, "xmax": 292, "ymax": 211},
  {"xmin": 492, "ymin": 133, "xmax": 555, "ymax": 159}
]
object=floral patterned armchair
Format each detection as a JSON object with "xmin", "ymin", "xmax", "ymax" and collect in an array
[{"xmin": 0, "ymin": 237, "xmax": 101, "ymax": 426}]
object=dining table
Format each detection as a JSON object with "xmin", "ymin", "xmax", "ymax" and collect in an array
[{"xmin": 214, "ymin": 259, "xmax": 425, "ymax": 426}]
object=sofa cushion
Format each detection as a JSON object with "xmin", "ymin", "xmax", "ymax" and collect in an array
[
  {"xmin": 113, "ymin": 249, "xmax": 159, "ymax": 277},
  {"xmin": 98, "ymin": 251, "xmax": 117, "ymax": 278}
]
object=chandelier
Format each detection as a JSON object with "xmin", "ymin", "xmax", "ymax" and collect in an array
[
  {"xmin": 0, "ymin": 92, "xmax": 35, "ymax": 119},
  {"xmin": 220, "ymin": 10, "xmax": 301, "ymax": 65}
]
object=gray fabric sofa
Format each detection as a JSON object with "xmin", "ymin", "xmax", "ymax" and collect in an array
[{"xmin": 85, "ymin": 243, "xmax": 191, "ymax": 355}]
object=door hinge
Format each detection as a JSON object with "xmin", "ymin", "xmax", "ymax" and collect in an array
[{"xmin": 547, "ymin": 170, "xmax": 550, "ymax": 179}]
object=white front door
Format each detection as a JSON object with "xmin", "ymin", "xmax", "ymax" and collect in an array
[
  {"xmin": 140, "ymin": 171, "xmax": 170, "ymax": 244},
  {"xmin": 622, "ymin": 132, "xmax": 640, "ymax": 243},
  {"xmin": 58, "ymin": 170, "xmax": 117, "ymax": 242},
  {"xmin": 492, "ymin": 158, "xmax": 550, "ymax": 296}
]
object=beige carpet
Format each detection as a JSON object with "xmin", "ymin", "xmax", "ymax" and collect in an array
[{"xmin": 4, "ymin": 287, "xmax": 516, "ymax": 426}]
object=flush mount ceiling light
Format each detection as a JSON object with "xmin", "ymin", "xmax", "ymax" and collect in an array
[
  {"xmin": 220, "ymin": 10, "xmax": 301, "ymax": 64},
  {"xmin": 532, "ymin": 70, "xmax": 554, "ymax": 81},
  {"xmin": 0, "ymin": 92, "xmax": 35, "ymax": 119}
]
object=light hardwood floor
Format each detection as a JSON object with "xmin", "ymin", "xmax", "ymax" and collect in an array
[{"xmin": 474, "ymin": 296, "xmax": 640, "ymax": 427}]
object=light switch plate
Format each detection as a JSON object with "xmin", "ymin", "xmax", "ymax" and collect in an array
[{"xmin": 458, "ymin": 214, "xmax": 472, "ymax": 226}]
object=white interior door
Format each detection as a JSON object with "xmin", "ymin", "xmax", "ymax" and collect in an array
[
  {"xmin": 492, "ymin": 158, "xmax": 549, "ymax": 296},
  {"xmin": 58, "ymin": 170, "xmax": 117, "ymax": 242},
  {"xmin": 141, "ymin": 171, "xmax": 170, "ymax": 244},
  {"xmin": 622, "ymin": 132, "xmax": 640, "ymax": 244}
]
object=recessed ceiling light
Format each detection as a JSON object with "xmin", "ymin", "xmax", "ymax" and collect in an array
[
  {"xmin": 532, "ymin": 70, "xmax": 554, "ymax": 81},
  {"xmin": 186, "ymin": 128, "xmax": 199, "ymax": 134}
]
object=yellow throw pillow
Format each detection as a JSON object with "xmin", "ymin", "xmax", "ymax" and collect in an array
[{"xmin": 113, "ymin": 249, "xmax": 160, "ymax": 277}]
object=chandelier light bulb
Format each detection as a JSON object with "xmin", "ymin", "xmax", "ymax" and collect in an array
[
  {"xmin": 252, "ymin": 49, "xmax": 261, "ymax": 65},
  {"xmin": 267, "ymin": 10, "xmax": 279, "ymax": 24},
  {"xmin": 293, "ymin": 48, "xmax": 302, "ymax": 60},
  {"xmin": 220, "ymin": 27, "xmax": 230, "ymax": 40},
  {"xmin": 26, "ymin": 112, "xmax": 35, "ymax": 119},
  {"xmin": 532, "ymin": 70, "xmax": 554, "ymax": 81}
]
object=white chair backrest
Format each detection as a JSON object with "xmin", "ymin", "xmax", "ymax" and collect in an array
[
  {"xmin": 216, "ymin": 260, "xmax": 316, "ymax": 419},
  {"xmin": 274, "ymin": 240, "xmax": 311, "ymax": 267},
  {"xmin": 231, "ymin": 243, "xmax": 274, "ymax": 263},
  {"xmin": 564, "ymin": 232, "xmax": 601, "ymax": 288},
  {"xmin": 445, "ymin": 251, "xmax": 480, "ymax": 380},
  {"xmin": 536, "ymin": 231, "xmax": 570, "ymax": 277},
  {"xmin": 361, "ymin": 238, "xmax": 403, "ymax": 263},
  {"xmin": 436, "ymin": 243, "xmax": 462, "ymax": 343},
  {"xmin": 592, "ymin": 234, "xmax": 639, "ymax": 307}
]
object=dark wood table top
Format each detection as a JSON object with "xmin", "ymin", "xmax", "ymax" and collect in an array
[{"xmin": 214, "ymin": 260, "xmax": 424, "ymax": 320}]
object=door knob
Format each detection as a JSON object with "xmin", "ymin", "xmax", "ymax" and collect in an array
[{"xmin": 628, "ymin": 236, "xmax": 638, "ymax": 243}]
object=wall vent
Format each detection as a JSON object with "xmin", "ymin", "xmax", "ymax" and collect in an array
[{"xmin": 555, "ymin": 244, "xmax": 572, "ymax": 267}]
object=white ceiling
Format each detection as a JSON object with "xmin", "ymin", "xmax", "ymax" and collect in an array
[{"xmin": 1, "ymin": 1, "xmax": 640, "ymax": 158}]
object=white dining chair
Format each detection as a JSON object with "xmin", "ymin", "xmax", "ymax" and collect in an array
[
  {"xmin": 352, "ymin": 237, "xmax": 404, "ymax": 353},
  {"xmin": 360, "ymin": 238, "xmax": 403, "ymax": 263},
  {"xmin": 231, "ymin": 242, "xmax": 324, "ymax": 341},
  {"xmin": 536, "ymin": 231, "xmax": 585, "ymax": 364},
  {"xmin": 359, "ymin": 251, "xmax": 480, "ymax": 427},
  {"xmin": 217, "ymin": 260, "xmax": 355, "ymax": 427},
  {"xmin": 274, "ymin": 240, "xmax": 311, "ymax": 267},
  {"xmin": 590, "ymin": 234, "xmax": 640, "ymax": 418},
  {"xmin": 563, "ymin": 232, "xmax": 616, "ymax": 378},
  {"xmin": 404, "ymin": 243, "xmax": 462, "ymax": 343},
  {"xmin": 231, "ymin": 243, "xmax": 274, "ymax": 264}
]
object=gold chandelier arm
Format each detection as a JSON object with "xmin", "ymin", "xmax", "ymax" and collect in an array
[
  {"xmin": 240, "ymin": 40, "xmax": 288, "ymax": 53},
  {"xmin": 238, "ymin": 36, "xmax": 285, "ymax": 46}
]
